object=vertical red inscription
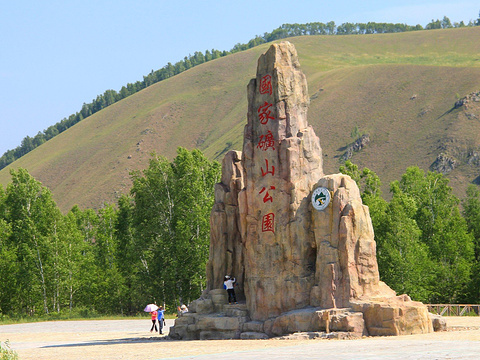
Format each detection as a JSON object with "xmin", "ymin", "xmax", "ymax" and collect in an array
[
  {"xmin": 259, "ymin": 186, "xmax": 276, "ymax": 203},
  {"xmin": 257, "ymin": 101, "xmax": 274, "ymax": 125},
  {"xmin": 257, "ymin": 73, "xmax": 275, "ymax": 235},
  {"xmin": 259, "ymin": 75, "xmax": 272, "ymax": 95},
  {"xmin": 261, "ymin": 159, "xmax": 275, "ymax": 177},
  {"xmin": 257, "ymin": 130, "xmax": 275, "ymax": 151},
  {"xmin": 261, "ymin": 213, "xmax": 275, "ymax": 233}
]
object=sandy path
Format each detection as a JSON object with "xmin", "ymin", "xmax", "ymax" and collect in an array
[{"xmin": 1, "ymin": 317, "xmax": 479, "ymax": 359}]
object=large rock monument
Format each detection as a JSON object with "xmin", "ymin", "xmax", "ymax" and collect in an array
[{"xmin": 170, "ymin": 42, "xmax": 434, "ymax": 340}]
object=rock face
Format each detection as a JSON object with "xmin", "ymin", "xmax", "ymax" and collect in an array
[
  {"xmin": 241, "ymin": 40, "xmax": 324, "ymax": 321},
  {"xmin": 170, "ymin": 41, "xmax": 434, "ymax": 340},
  {"xmin": 206, "ymin": 150, "xmax": 246, "ymax": 300},
  {"xmin": 430, "ymin": 153, "xmax": 457, "ymax": 174}
]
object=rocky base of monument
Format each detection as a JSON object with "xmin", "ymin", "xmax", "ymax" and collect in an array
[
  {"xmin": 169, "ymin": 289, "xmax": 438, "ymax": 340},
  {"xmin": 169, "ymin": 289, "xmax": 250, "ymax": 340}
]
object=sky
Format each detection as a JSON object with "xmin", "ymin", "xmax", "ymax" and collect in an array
[{"xmin": 1, "ymin": 0, "xmax": 479, "ymax": 156}]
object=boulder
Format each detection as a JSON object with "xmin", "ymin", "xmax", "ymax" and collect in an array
[
  {"xmin": 225, "ymin": 304, "xmax": 248, "ymax": 317},
  {"xmin": 316, "ymin": 308, "xmax": 366, "ymax": 335},
  {"xmin": 195, "ymin": 299, "xmax": 214, "ymax": 314},
  {"xmin": 196, "ymin": 315, "xmax": 244, "ymax": 332},
  {"xmin": 351, "ymin": 298, "xmax": 433, "ymax": 336},
  {"xmin": 430, "ymin": 313, "xmax": 447, "ymax": 332},
  {"xmin": 242, "ymin": 321, "xmax": 264, "ymax": 333},
  {"xmin": 265, "ymin": 308, "xmax": 321, "ymax": 336},
  {"xmin": 209, "ymin": 288, "xmax": 228, "ymax": 312}
]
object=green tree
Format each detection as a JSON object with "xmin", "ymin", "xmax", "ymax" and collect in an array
[
  {"xmin": 339, "ymin": 160, "xmax": 387, "ymax": 234},
  {"xmin": 67, "ymin": 206, "xmax": 99, "ymax": 311},
  {"xmin": 339, "ymin": 160, "xmax": 362, "ymax": 184},
  {"xmin": 463, "ymin": 185, "xmax": 480, "ymax": 258},
  {"xmin": 130, "ymin": 148, "xmax": 220, "ymax": 310},
  {"xmin": 426, "ymin": 19, "xmax": 442, "ymax": 29},
  {"xmin": 170, "ymin": 148, "xmax": 220, "ymax": 304},
  {"xmin": 374, "ymin": 182, "xmax": 434, "ymax": 301},
  {"xmin": 441, "ymin": 16, "xmax": 452, "ymax": 28},
  {"xmin": 399, "ymin": 167, "xmax": 474, "ymax": 302},
  {"xmin": 340, "ymin": 163, "xmax": 474, "ymax": 302},
  {"xmin": 91, "ymin": 204, "xmax": 123, "ymax": 313},
  {"xmin": 115, "ymin": 195, "xmax": 143, "ymax": 314},
  {"xmin": 59, "ymin": 209, "xmax": 90, "ymax": 312},
  {"xmin": 339, "ymin": 161, "xmax": 384, "ymax": 203},
  {"xmin": 130, "ymin": 153, "xmax": 176, "ymax": 307},
  {"xmin": 4, "ymin": 168, "xmax": 63, "ymax": 315},
  {"xmin": 0, "ymin": 208, "xmax": 17, "ymax": 314},
  {"xmin": 462, "ymin": 184, "xmax": 480, "ymax": 301}
]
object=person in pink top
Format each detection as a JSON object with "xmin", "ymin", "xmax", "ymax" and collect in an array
[{"xmin": 150, "ymin": 310, "xmax": 158, "ymax": 332}]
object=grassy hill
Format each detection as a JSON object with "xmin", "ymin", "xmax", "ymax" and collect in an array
[{"xmin": 1, "ymin": 27, "xmax": 479, "ymax": 212}]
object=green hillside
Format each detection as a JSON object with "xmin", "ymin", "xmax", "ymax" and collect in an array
[{"xmin": 1, "ymin": 27, "xmax": 480, "ymax": 212}]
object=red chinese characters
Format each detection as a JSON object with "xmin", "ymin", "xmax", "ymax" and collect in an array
[
  {"xmin": 257, "ymin": 101, "xmax": 274, "ymax": 125},
  {"xmin": 262, "ymin": 213, "xmax": 275, "ymax": 233},
  {"xmin": 259, "ymin": 75, "xmax": 272, "ymax": 95},
  {"xmin": 257, "ymin": 130, "xmax": 275, "ymax": 151},
  {"xmin": 257, "ymin": 73, "xmax": 275, "ymax": 233},
  {"xmin": 261, "ymin": 159, "xmax": 275, "ymax": 177},
  {"xmin": 259, "ymin": 186, "xmax": 276, "ymax": 203}
]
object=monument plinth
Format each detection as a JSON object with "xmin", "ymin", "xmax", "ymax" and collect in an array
[{"xmin": 170, "ymin": 42, "xmax": 435, "ymax": 340}]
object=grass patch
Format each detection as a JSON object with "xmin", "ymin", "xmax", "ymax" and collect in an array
[{"xmin": 0, "ymin": 341, "xmax": 18, "ymax": 360}]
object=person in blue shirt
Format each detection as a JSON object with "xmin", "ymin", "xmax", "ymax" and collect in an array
[{"xmin": 157, "ymin": 306, "xmax": 166, "ymax": 334}]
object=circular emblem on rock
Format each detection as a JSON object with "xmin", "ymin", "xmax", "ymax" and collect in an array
[{"xmin": 312, "ymin": 187, "xmax": 330, "ymax": 211}]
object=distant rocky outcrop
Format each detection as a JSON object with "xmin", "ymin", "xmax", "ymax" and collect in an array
[
  {"xmin": 454, "ymin": 91, "xmax": 480, "ymax": 109},
  {"xmin": 430, "ymin": 153, "xmax": 458, "ymax": 174},
  {"xmin": 430, "ymin": 136, "xmax": 480, "ymax": 175},
  {"xmin": 342, "ymin": 134, "xmax": 370, "ymax": 160},
  {"xmin": 170, "ymin": 41, "xmax": 435, "ymax": 340}
]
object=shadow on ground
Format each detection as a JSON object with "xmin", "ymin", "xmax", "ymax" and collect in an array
[{"xmin": 42, "ymin": 336, "xmax": 172, "ymax": 348}]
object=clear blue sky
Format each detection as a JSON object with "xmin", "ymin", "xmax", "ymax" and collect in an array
[{"xmin": 1, "ymin": 0, "xmax": 478, "ymax": 155}]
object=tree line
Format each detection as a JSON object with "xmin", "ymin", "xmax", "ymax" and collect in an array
[
  {"xmin": 0, "ymin": 148, "xmax": 220, "ymax": 317},
  {"xmin": 1, "ymin": 150, "xmax": 480, "ymax": 319},
  {"xmin": 340, "ymin": 161, "xmax": 480, "ymax": 304},
  {"xmin": 2, "ymin": 13, "xmax": 480, "ymax": 170}
]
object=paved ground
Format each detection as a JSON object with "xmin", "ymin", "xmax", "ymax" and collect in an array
[{"xmin": 1, "ymin": 317, "xmax": 479, "ymax": 359}]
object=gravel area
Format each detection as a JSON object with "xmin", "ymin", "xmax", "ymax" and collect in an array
[{"xmin": 1, "ymin": 317, "xmax": 479, "ymax": 359}]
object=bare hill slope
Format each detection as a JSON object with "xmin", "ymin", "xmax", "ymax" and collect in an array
[{"xmin": 1, "ymin": 27, "xmax": 479, "ymax": 211}]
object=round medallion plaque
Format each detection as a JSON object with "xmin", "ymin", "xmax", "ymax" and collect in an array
[{"xmin": 311, "ymin": 187, "xmax": 331, "ymax": 211}]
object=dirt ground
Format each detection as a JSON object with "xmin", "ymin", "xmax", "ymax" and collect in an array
[{"xmin": 1, "ymin": 316, "xmax": 480, "ymax": 360}]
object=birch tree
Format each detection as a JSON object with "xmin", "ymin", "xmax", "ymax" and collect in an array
[{"xmin": 4, "ymin": 168, "xmax": 62, "ymax": 314}]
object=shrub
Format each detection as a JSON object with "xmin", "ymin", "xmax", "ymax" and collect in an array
[{"xmin": 0, "ymin": 341, "xmax": 18, "ymax": 360}]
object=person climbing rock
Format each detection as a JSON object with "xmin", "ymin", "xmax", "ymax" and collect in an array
[{"xmin": 223, "ymin": 275, "xmax": 237, "ymax": 304}]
